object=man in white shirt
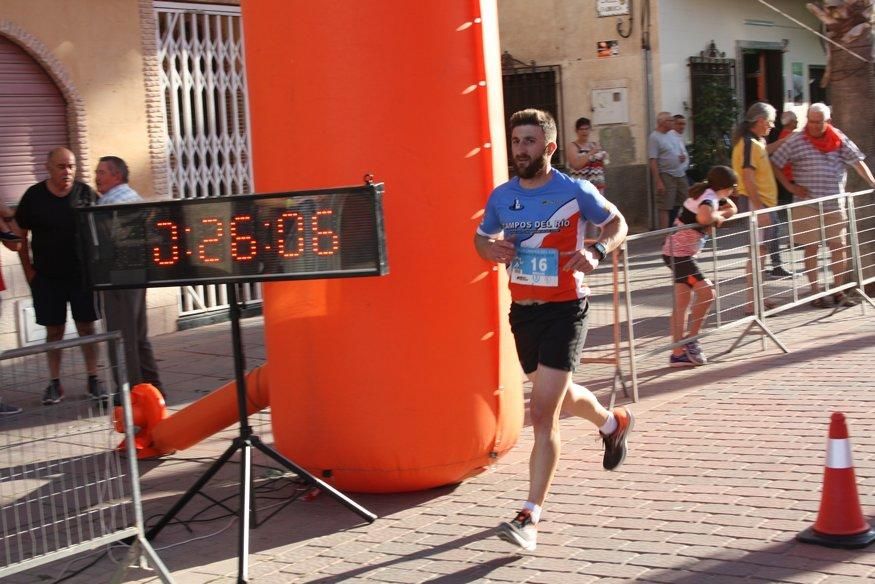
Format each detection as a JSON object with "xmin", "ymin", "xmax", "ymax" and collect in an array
[
  {"xmin": 95, "ymin": 156, "xmax": 164, "ymax": 397},
  {"xmin": 649, "ymin": 112, "xmax": 689, "ymax": 228}
]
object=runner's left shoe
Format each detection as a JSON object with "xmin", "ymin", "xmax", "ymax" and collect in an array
[{"xmin": 601, "ymin": 406, "xmax": 634, "ymax": 471}]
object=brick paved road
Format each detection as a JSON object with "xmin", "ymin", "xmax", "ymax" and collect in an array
[{"xmin": 6, "ymin": 301, "xmax": 875, "ymax": 583}]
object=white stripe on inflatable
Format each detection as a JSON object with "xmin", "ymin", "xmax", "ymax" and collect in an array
[{"xmin": 826, "ymin": 438, "xmax": 853, "ymax": 469}]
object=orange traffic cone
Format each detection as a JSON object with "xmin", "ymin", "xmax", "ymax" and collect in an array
[{"xmin": 797, "ymin": 412, "xmax": 875, "ymax": 549}]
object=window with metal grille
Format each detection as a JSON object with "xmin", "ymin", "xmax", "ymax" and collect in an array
[{"xmin": 155, "ymin": 1, "xmax": 260, "ymax": 317}]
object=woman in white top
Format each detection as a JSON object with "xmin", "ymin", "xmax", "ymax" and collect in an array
[{"xmin": 662, "ymin": 165, "xmax": 738, "ymax": 367}]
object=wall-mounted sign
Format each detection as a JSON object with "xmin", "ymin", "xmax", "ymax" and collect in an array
[
  {"xmin": 597, "ymin": 40, "xmax": 619, "ymax": 58},
  {"xmin": 597, "ymin": 0, "xmax": 630, "ymax": 17}
]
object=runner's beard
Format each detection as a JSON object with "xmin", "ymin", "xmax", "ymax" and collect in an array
[{"xmin": 514, "ymin": 153, "xmax": 547, "ymax": 179}]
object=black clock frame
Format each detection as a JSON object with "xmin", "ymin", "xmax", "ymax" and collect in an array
[{"xmin": 76, "ymin": 182, "xmax": 388, "ymax": 290}]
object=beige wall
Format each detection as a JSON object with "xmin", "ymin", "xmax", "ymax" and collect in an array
[
  {"xmin": 498, "ymin": 0, "xmax": 826, "ymax": 231},
  {"xmin": 499, "ymin": 0, "xmax": 650, "ymax": 162},
  {"xmin": 0, "ymin": 0, "xmax": 178, "ymax": 349},
  {"xmin": 2, "ymin": 0, "xmax": 156, "ymax": 196},
  {"xmin": 499, "ymin": 0, "xmax": 652, "ymax": 228}
]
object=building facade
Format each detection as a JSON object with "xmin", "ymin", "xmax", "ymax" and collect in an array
[
  {"xmin": 0, "ymin": 0, "xmax": 831, "ymax": 349},
  {"xmin": 0, "ymin": 0, "xmax": 251, "ymax": 350},
  {"xmin": 498, "ymin": 0, "xmax": 826, "ymax": 230}
]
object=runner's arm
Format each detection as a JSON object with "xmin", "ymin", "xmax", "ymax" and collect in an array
[{"xmin": 474, "ymin": 233, "xmax": 515, "ymax": 264}]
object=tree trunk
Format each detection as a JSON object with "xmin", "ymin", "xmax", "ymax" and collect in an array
[{"xmin": 810, "ymin": 0, "xmax": 875, "ymax": 290}]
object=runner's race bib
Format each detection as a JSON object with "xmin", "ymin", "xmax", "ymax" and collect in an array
[{"xmin": 510, "ymin": 248, "xmax": 559, "ymax": 287}]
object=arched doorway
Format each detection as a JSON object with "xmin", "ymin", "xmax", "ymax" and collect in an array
[{"xmin": 0, "ymin": 34, "xmax": 68, "ymax": 208}]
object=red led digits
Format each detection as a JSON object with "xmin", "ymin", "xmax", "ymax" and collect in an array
[
  {"xmin": 197, "ymin": 217, "xmax": 224, "ymax": 263},
  {"xmin": 153, "ymin": 220, "xmax": 181, "ymax": 266},
  {"xmin": 277, "ymin": 211, "xmax": 305, "ymax": 257},
  {"xmin": 230, "ymin": 215, "xmax": 257, "ymax": 261},
  {"xmin": 312, "ymin": 209, "xmax": 339, "ymax": 256}
]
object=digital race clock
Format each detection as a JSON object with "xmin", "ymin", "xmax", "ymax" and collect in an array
[{"xmin": 77, "ymin": 183, "xmax": 388, "ymax": 289}]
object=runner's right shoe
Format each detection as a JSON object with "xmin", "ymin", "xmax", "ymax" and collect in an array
[{"xmin": 497, "ymin": 509, "xmax": 537, "ymax": 551}]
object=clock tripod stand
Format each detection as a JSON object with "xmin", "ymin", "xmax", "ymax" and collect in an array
[{"xmin": 145, "ymin": 284, "xmax": 376, "ymax": 583}]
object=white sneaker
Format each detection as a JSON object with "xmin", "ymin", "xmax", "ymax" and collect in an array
[
  {"xmin": 0, "ymin": 401, "xmax": 23, "ymax": 416},
  {"xmin": 684, "ymin": 340, "xmax": 707, "ymax": 365},
  {"xmin": 497, "ymin": 510, "xmax": 537, "ymax": 551}
]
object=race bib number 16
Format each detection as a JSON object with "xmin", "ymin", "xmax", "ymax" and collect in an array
[{"xmin": 510, "ymin": 247, "xmax": 559, "ymax": 287}]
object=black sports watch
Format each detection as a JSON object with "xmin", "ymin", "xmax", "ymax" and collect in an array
[{"xmin": 589, "ymin": 241, "xmax": 607, "ymax": 262}]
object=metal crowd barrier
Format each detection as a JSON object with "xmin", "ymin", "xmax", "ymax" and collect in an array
[
  {"xmin": 580, "ymin": 240, "xmax": 628, "ymax": 408},
  {"xmin": 615, "ymin": 189, "xmax": 874, "ymax": 398},
  {"xmin": 0, "ymin": 333, "xmax": 171, "ymax": 583}
]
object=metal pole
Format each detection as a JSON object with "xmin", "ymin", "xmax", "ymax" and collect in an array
[
  {"xmin": 845, "ymin": 192, "xmax": 875, "ymax": 310},
  {"xmin": 642, "ymin": 1, "xmax": 655, "ymax": 230},
  {"xmin": 227, "ymin": 283, "xmax": 252, "ymax": 583},
  {"xmin": 620, "ymin": 241, "xmax": 639, "ymax": 402}
]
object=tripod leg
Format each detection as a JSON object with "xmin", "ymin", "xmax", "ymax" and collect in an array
[
  {"xmin": 146, "ymin": 437, "xmax": 242, "ymax": 540},
  {"xmin": 251, "ymin": 436, "xmax": 377, "ymax": 523},
  {"xmin": 238, "ymin": 440, "xmax": 252, "ymax": 582}
]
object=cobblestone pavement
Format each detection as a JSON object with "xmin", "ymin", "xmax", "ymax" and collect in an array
[{"xmin": 4, "ymin": 294, "xmax": 875, "ymax": 583}]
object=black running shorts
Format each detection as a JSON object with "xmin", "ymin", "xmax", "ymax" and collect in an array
[{"xmin": 509, "ymin": 298, "xmax": 589, "ymax": 374}]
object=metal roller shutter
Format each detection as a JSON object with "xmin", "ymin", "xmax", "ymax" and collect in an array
[{"xmin": 0, "ymin": 35, "xmax": 68, "ymax": 207}]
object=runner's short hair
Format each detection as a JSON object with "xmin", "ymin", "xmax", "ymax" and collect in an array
[{"xmin": 509, "ymin": 109, "xmax": 557, "ymax": 144}]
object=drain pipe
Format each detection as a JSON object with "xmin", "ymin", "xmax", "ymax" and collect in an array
[{"xmin": 641, "ymin": 0, "xmax": 655, "ymax": 230}]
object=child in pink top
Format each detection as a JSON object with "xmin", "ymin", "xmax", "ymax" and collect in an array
[{"xmin": 662, "ymin": 166, "xmax": 738, "ymax": 367}]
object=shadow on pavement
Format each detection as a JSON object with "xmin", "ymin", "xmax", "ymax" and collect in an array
[
  {"xmin": 643, "ymin": 533, "xmax": 875, "ymax": 582},
  {"xmin": 304, "ymin": 531, "xmax": 521, "ymax": 583},
  {"xmin": 125, "ymin": 466, "xmax": 466, "ymax": 574},
  {"xmin": 631, "ymin": 329, "xmax": 875, "ymax": 403}
]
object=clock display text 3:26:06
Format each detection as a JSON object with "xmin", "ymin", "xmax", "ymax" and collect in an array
[{"xmin": 77, "ymin": 185, "xmax": 388, "ymax": 289}]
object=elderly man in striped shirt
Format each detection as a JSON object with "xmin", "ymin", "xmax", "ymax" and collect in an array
[
  {"xmin": 770, "ymin": 103, "xmax": 875, "ymax": 307},
  {"xmin": 95, "ymin": 156, "xmax": 164, "ymax": 396}
]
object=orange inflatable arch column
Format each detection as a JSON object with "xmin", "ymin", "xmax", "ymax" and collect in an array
[{"xmin": 243, "ymin": 0, "xmax": 522, "ymax": 492}]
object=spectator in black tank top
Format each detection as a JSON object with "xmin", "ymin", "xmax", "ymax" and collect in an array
[{"xmin": 15, "ymin": 147, "xmax": 107, "ymax": 406}]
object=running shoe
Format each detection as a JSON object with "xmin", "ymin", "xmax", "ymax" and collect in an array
[
  {"xmin": 834, "ymin": 292, "xmax": 861, "ymax": 307},
  {"xmin": 769, "ymin": 266, "xmax": 794, "ymax": 279},
  {"xmin": 0, "ymin": 401, "xmax": 22, "ymax": 416},
  {"xmin": 497, "ymin": 509, "xmax": 537, "ymax": 551},
  {"xmin": 87, "ymin": 377, "xmax": 108, "ymax": 403},
  {"xmin": 669, "ymin": 352, "xmax": 695, "ymax": 367},
  {"xmin": 684, "ymin": 340, "xmax": 707, "ymax": 365},
  {"xmin": 42, "ymin": 382, "xmax": 64, "ymax": 405},
  {"xmin": 601, "ymin": 406, "xmax": 634, "ymax": 471}
]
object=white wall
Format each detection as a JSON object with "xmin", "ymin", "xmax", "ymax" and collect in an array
[{"xmin": 657, "ymin": 0, "xmax": 826, "ymax": 128}]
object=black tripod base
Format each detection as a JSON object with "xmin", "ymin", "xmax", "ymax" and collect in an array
[
  {"xmin": 250, "ymin": 435, "xmax": 377, "ymax": 522},
  {"xmin": 145, "ymin": 432, "xmax": 376, "ymax": 583},
  {"xmin": 144, "ymin": 284, "xmax": 376, "ymax": 582}
]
